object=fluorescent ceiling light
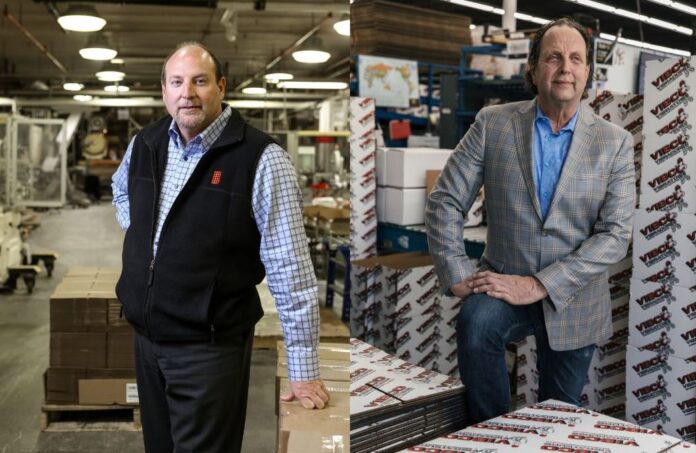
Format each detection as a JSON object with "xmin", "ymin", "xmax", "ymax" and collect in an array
[
  {"xmin": 57, "ymin": 5, "xmax": 106, "ymax": 32},
  {"xmin": 96, "ymin": 70, "xmax": 125, "ymax": 82},
  {"xmin": 277, "ymin": 81, "xmax": 348, "ymax": 90},
  {"xmin": 264, "ymin": 72, "xmax": 294, "ymax": 83},
  {"xmin": 333, "ymin": 19, "xmax": 350, "ymax": 36},
  {"xmin": 647, "ymin": 0, "xmax": 696, "ymax": 16},
  {"xmin": 439, "ymin": 0, "xmax": 690, "ymax": 55},
  {"xmin": 599, "ymin": 32, "xmax": 690, "ymax": 56},
  {"xmin": 444, "ymin": 0, "xmax": 504, "ymax": 14},
  {"xmin": 63, "ymin": 82, "xmax": 84, "ymax": 91},
  {"xmin": 241, "ymin": 87, "xmax": 267, "ymax": 95},
  {"xmin": 110, "ymin": 58, "xmax": 125, "ymax": 64},
  {"xmin": 73, "ymin": 95, "xmax": 93, "ymax": 102},
  {"xmin": 566, "ymin": 0, "xmax": 692, "ymax": 35},
  {"xmin": 104, "ymin": 84, "xmax": 130, "ymax": 92},
  {"xmin": 513, "ymin": 12, "xmax": 550, "ymax": 25}
]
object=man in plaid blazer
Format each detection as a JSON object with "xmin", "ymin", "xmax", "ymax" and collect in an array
[{"xmin": 426, "ymin": 18, "xmax": 635, "ymax": 424}]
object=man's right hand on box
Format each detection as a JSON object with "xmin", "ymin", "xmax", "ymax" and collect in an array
[{"xmin": 281, "ymin": 379, "xmax": 331, "ymax": 410}]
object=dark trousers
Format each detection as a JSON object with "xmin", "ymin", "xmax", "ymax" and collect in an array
[
  {"xmin": 456, "ymin": 294, "xmax": 595, "ymax": 425},
  {"xmin": 134, "ymin": 330, "xmax": 254, "ymax": 453}
]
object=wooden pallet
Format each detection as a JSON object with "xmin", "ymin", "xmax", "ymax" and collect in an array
[{"xmin": 41, "ymin": 402, "xmax": 141, "ymax": 432}]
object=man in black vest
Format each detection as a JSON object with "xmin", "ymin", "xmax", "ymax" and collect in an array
[{"xmin": 111, "ymin": 42, "xmax": 329, "ymax": 453}]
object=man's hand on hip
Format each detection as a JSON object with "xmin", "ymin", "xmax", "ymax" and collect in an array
[
  {"xmin": 280, "ymin": 379, "xmax": 330, "ymax": 409},
  {"xmin": 468, "ymin": 271, "xmax": 548, "ymax": 305}
]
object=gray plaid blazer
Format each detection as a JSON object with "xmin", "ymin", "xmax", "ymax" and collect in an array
[{"xmin": 426, "ymin": 99, "xmax": 635, "ymax": 351}]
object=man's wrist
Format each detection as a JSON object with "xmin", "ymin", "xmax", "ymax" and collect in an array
[{"xmin": 532, "ymin": 276, "xmax": 548, "ymax": 300}]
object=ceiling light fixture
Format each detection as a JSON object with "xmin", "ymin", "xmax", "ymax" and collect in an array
[
  {"xmin": 96, "ymin": 70, "xmax": 125, "ymax": 82},
  {"xmin": 333, "ymin": 17, "xmax": 350, "ymax": 36},
  {"xmin": 104, "ymin": 84, "xmax": 130, "ymax": 92},
  {"xmin": 73, "ymin": 94, "xmax": 93, "ymax": 102},
  {"xmin": 264, "ymin": 72, "xmax": 294, "ymax": 83},
  {"xmin": 63, "ymin": 82, "xmax": 84, "ymax": 91},
  {"xmin": 292, "ymin": 37, "xmax": 331, "ymax": 64},
  {"xmin": 647, "ymin": 0, "xmax": 696, "ymax": 16},
  {"xmin": 276, "ymin": 81, "xmax": 348, "ymax": 90},
  {"xmin": 110, "ymin": 58, "xmax": 125, "ymax": 64},
  {"xmin": 241, "ymin": 87, "xmax": 267, "ymax": 95},
  {"xmin": 80, "ymin": 34, "xmax": 118, "ymax": 61},
  {"xmin": 444, "ymin": 0, "xmax": 504, "ymax": 15},
  {"xmin": 566, "ymin": 0, "xmax": 692, "ymax": 35},
  {"xmin": 57, "ymin": 4, "xmax": 106, "ymax": 32}
]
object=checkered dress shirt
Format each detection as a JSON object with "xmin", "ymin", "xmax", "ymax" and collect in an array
[{"xmin": 112, "ymin": 106, "xmax": 320, "ymax": 381}]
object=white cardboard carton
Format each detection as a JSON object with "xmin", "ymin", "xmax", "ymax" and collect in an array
[{"xmin": 384, "ymin": 148, "xmax": 452, "ymax": 188}]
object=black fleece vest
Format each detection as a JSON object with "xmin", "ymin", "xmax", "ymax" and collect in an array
[{"xmin": 115, "ymin": 107, "xmax": 273, "ymax": 341}]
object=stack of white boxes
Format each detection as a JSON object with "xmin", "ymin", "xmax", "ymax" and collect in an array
[
  {"xmin": 350, "ymin": 97, "xmax": 378, "ymax": 260},
  {"xmin": 350, "ymin": 253, "xmax": 462, "ymax": 377},
  {"xmin": 375, "ymin": 147, "xmax": 452, "ymax": 225},
  {"xmin": 625, "ymin": 56, "xmax": 696, "ymax": 443},
  {"xmin": 516, "ymin": 89, "xmax": 644, "ymax": 419}
]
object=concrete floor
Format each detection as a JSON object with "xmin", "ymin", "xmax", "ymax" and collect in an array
[{"xmin": 0, "ymin": 203, "xmax": 282, "ymax": 452}]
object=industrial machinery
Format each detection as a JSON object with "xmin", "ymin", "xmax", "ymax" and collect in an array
[
  {"xmin": 0, "ymin": 114, "xmax": 68, "ymax": 208},
  {"xmin": 0, "ymin": 210, "xmax": 40, "ymax": 293}
]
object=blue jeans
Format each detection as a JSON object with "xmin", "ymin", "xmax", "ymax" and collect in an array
[{"xmin": 457, "ymin": 293, "xmax": 595, "ymax": 425}]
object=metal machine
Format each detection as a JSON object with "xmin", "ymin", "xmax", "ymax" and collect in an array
[{"xmin": 0, "ymin": 114, "xmax": 68, "ymax": 209}]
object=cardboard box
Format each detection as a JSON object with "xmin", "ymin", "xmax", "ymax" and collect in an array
[
  {"xmin": 87, "ymin": 368, "xmax": 136, "ymax": 379},
  {"xmin": 49, "ymin": 295, "xmax": 107, "ymax": 332},
  {"xmin": 384, "ymin": 147, "xmax": 452, "ymax": 188},
  {"xmin": 625, "ymin": 344, "xmax": 696, "ymax": 441},
  {"xmin": 405, "ymin": 399, "xmax": 685, "ymax": 452},
  {"xmin": 628, "ymin": 279, "xmax": 695, "ymax": 360},
  {"xmin": 78, "ymin": 378, "xmax": 138, "ymax": 405},
  {"xmin": 50, "ymin": 332, "xmax": 106, "ymax": 368},
  {"xmin": 277, "ymin": 378, "xmax": 349, "ymax": 453},
  {"xmin": 44, "ymin": 367, "xmax": 87, "ymax": 404},
  {"xmin": 384, "ymin": 187, "xmax": 426, "ymax": 225},
  {"xmin": 350, "ymin": 96, "xmax": 378, "ymax": 260},
  {"xmin": 107, "ymin": 300, "xmax": 131, "ymax": 332},
  {"xmin": 376, "ymin": 147, "xmax": 389, "ymax": 185},
  {"xmin": 107, "ymin": 333, "xmax": 134, "ymax": 369}
]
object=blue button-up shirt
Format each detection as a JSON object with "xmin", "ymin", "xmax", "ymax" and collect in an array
[
  {"xmin": 111, "ymin": 106, "xmax": 320, "ymax": 381},
  {"xmin": 533, "ymin": 103, "xmax": 579, "ymax": 219}
]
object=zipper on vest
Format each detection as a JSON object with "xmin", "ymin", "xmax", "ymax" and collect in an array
[
  {"xmin": 210, "ymin": 323, "xmax": 216, "ymax": 344},
  {"xmin": 148, "ymin": 258, "xmax": 155, "ymax": 286}
]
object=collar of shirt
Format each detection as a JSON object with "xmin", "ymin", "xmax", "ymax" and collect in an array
[
  {"xmin": 167, "ymin": 103, "xmax": 231, "ymax": 154},
  {"xmin": 534, "ymin": 102, "xmax": 580, "ymax": 135}
]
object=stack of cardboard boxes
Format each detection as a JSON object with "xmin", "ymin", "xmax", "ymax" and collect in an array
[
  {"xmin": 45, "ymin": 267, "xmax": 137, "ymax": 406},
  {"xmin": 375, "ymin": 148, "xmax": 452, "ymax": 226},
  {"xmin": 276, "ymin": 341, "xmax": 349, "ymax": 453},
  {"xmin": 350, "ymin": 97, "xmax": 378, "ymax": 260},
  {"xmin": 350, "ymin": 338, "xmax": 465, "ymax": 453},
  {"xmin": 404, "ymin": 399, "xmax": 688, "ymax": 452},
  {"xmin": 350, "ymin": 252, "xmax": 462, "ymax": 377},
  {"xmin": 625, "ymin": 56, "xmax": 696, "ymax": 442}
]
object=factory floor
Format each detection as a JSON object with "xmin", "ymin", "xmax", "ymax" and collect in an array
[{"xmin": 0, "ymin": 203, "xmax": 338, "ymax": 453}]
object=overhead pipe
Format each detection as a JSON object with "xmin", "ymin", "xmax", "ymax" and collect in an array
[
  {"xmin": 234, "ymin": 12, "xmax": 334, "ymax": 92},
  {"xmin": 3, "ymin": 5, "xmax": 68, "ymax": 74}
]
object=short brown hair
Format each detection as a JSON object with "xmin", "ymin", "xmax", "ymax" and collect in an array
[
  {"xmin": 524, "ymin": 18, "xmax": 593, "ymax": 99},
  {"xmin": 161, "ymin": 41, "xmax": 224, "ymax": 85}
]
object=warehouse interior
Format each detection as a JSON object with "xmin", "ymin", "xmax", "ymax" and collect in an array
[
  {"xmin": 1, "ymin": 0, "xmax": 350, "ymax": 451},
  {"xmin": 350, "ymin": 0, "xmax": 695, "ymax": 451}
]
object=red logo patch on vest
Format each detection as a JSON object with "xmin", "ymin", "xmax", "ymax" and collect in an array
[{"xmin": 211, "ymin": 170, "xmax": 222, "ymax": 185}]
